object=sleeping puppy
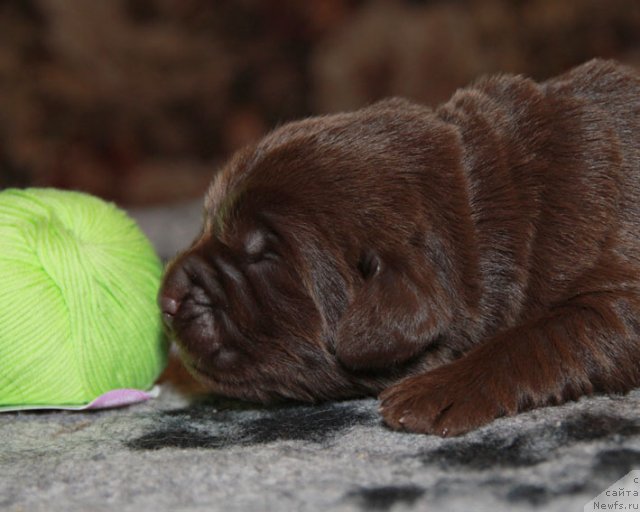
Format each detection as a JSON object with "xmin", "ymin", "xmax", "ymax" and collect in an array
[{"xmin": 159, "ymin": 59, "xmax": 640, "ymax": 436}]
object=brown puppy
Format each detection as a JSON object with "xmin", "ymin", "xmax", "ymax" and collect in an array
[{"xmin": 160, "ymin": 59, "xmax": 640, "ymax": 436}]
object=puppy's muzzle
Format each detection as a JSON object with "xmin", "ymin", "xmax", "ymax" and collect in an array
[{"xmin": 159, "ymin": 252, "xmax": 225, "ymax": 329}]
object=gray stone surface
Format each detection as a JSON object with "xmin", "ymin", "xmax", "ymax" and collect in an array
[{"xmin": 2, "ymin": 387, "xmax": 640, "ymax": 511}]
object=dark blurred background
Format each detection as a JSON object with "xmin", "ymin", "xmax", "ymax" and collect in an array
[{"xmin": 1, "ymin": 0, "xmax": 639, "ymax": 206}]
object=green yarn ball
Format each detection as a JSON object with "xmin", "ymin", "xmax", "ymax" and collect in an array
[{"xmin": 0, "ymin": 188, "xmax": 168, "ymax": 407}]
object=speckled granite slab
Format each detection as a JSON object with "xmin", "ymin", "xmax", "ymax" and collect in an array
[{"xmin": 2, "ymin": 385, "xmax": 640, "ymax": 511}]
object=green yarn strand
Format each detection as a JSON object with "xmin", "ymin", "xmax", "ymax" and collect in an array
[{"xmin": 0, "ymin": 188, "xmax": 167, "ymax": 406}]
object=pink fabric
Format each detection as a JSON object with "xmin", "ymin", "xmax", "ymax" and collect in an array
[
  {"xmin": 0, "ymin": 386, "xmax": 160, "ymax": 412},
  {"xmin": 85, "ymin": 388, "xmax": 158, "ymax": 409}
]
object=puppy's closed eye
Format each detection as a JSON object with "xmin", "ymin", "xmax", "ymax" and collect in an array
[
  {"xmin": 245, "ymin": 230, "xmax": 266, "ymax": 259},
  {"xmin": 244, "ymin": 230, "xmax": 279, "ymax": 264}
]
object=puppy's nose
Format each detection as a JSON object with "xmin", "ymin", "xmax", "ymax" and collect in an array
[
  {"xmin": 159, "ymin": 256, "xmax": 192, "ymax": 330},
  {"xmin": 159, "ymin": 295, "xmax": 180, "ymax": 329},
  {"xmin": 160, "ymin": 296, "xmax": 179, "ymax": 315}
]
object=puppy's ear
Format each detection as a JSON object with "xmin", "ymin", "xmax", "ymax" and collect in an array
[{"xmin": 335, "ymin": 250, "xmax": 453, "ymax": 370}]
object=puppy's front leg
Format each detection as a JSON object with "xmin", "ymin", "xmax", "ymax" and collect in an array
[{"xmin": 380, "ymin": 289, "xmax": 640, "ymax": 436}]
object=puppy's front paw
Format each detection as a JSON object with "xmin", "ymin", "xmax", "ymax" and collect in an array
[{"xmin": 379, "ymin": 361, "xmax": 516, "ymax": 436}]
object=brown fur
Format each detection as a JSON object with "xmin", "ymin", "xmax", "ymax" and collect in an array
[{"xmin": 159, "ymin": 59, "xmax": 640, "ymax": 436}]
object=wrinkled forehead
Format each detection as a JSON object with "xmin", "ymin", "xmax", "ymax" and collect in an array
[{"xmin": 203, "ymin": 128, "xmax": 326, "ymax": 234}]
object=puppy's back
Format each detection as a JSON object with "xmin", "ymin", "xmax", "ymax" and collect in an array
[
  {"xmin": 545, "ymin": 59, "xmax": 640, "ymax": 130},
  {"xmin": 436, "ymin": 59, "xmax": 640, "ymax": 328},
  {"xmin": 547, "ymin": 60, "xmax": 640, "ymax": 265}
]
